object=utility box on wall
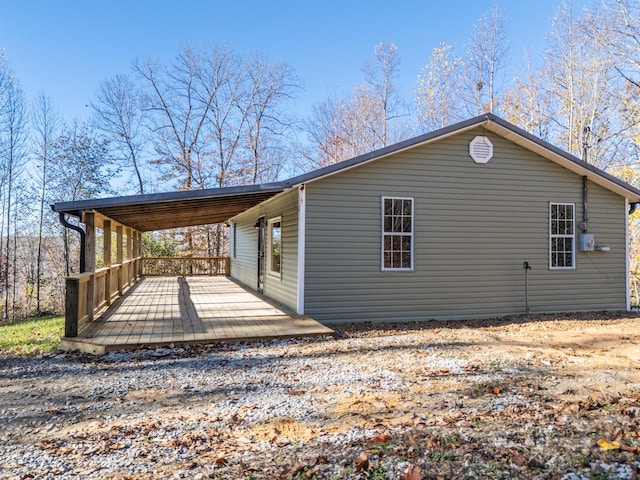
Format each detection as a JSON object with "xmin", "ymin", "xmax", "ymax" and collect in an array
[{"xmin": 579, "ymin": 233, "xmax": 595, "ymax": 252}]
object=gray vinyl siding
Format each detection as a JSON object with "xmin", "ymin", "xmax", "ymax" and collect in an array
[
  {"xmin": 230, "ymin": 189, "xmax": 299, "ymax": 311},
  {"xmin": 304, "ymin": 128, "xmax": 627, "ymax": 323}
]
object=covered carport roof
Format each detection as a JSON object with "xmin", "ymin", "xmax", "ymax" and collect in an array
[{"xmin": 51, "ymin": 182, "xmax": 289, "ymax": 232}]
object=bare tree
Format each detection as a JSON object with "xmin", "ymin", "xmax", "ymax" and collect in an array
[
  {"xmin": 0, "ymin": 64, "xmax": 27, "ymax": 320},
  {"xmin": 92, "ymin": 74, "xmax": 147, "ymax": 194},
  {"xmin": 304, "ymin": 42, "xmax": 410, "ymax": 167},
  {"xmin": 49, "ymin": 121, "xmax": 114, "ymax": 275},
  {"xmin": 462, "ymin": 4, "xmax": 509, "ymax": 115},
  {"xmin": 362, "ymin": 42, "xmax": 404, "ymax": 146},
  {"xmin": 595, "ymin": 0, "xmax": 640, "ymax": 88},
  {"xmin": 134, "ymin": 48, "xmax": 213, "ymax": 191},
  {"xmin": 244, "ymin": 53, "xmax": 300, "ymax": 183},
  {"xmin": 134, "ymin": 44, "xmax": 300, "ymax": 255},
  {"xmin": 500, "ymin": 57, "xmax": 554, "ymax": 141},
  {"xmin": 32, "ymin": 93, "xmax": 60, "ymax": 315},
  {"xmin": 586, "ymin": 1, "xmax": 640, "ymax": 165},
  {"xmin": 416, "ymin": 42, "xmax": 464, "ymax": 130},
  {"xmin": 543, "ymin": 2, "xmax": 621, "ymax": 165},
  {"xmin": 304, "ymin": 86, "xmax": 386, "ymax": 167}
]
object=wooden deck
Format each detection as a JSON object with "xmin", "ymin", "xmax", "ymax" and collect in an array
[{"xmin": 61, "ymin": 276, "xmax": 334, "ymax": 354}]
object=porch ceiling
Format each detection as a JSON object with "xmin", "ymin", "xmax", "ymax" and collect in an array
[{"xmin": 52, "ymin": 183, "xmax": 288, "ymax": 232}]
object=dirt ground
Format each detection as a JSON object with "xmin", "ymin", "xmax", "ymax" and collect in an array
[{"xmin": 2, "ymin": 311, "xmax": 640, "ymax": 479}]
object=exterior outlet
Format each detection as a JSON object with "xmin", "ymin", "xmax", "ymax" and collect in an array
[{"xmin": 579, "ymin": 233, "xmax": 595, "ymax": 251}]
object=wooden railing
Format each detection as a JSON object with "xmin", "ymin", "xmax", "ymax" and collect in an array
[
  {"xmin": 64, "ymin": 258, "xmax": 142, "ymax": 338},
  {"xmin": 142, "ymin": 257, "xmax": 230, "ymax": 276},
  {"xmin": 65, "ymin": 256, "xmax": 229, "ymax": 338}
]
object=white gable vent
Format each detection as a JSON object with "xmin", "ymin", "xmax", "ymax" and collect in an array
[{"xmin": 469, "ymin": 135, "xmax": 493, "ymax": 163}]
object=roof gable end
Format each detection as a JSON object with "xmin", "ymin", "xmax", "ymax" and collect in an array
[{"xmin": 287, "ymin": 113, "xmax": 640, "ymax": 202}]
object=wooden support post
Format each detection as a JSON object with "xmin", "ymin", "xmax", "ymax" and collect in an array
[
  {"xmin": 133, "ymin": 230, "xmax": 141, "ymax": 279},
  {"xmin": 65, "ymin": 277, "xmax": 80, "ymax": 337},
  {"xmin": 104, "ymin": 220, "xmax": 112, "ymax": 305},
  {"xmin": 84, "ymin": 212, "xmax": 96, "ymax": 272},
  {"xmin": 138, "ymin": 231, "xmax": 144, "ymax": 277},
  {"xmin": 127, "ymin": 228, "xmax": 133, "ymax": 260},
  {"xmin": 103, "ymin": 220, "xmax": 112, "ymax": 267},
  {"xmin": 116, "ymin": 225, "xmax": 123, "ymax": 294},
  {"xmin": 83, "ymin": 212, "xmax": 96, "ymax": 322},
  {"xmin": 116, "ymin": 225, "xmax": 123, "ymax": 264},
  {"xmin": 126, "ymin": 227, "xmax": 133, "ymax": 284}
]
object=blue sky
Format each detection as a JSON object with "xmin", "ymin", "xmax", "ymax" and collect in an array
[{"xmin": 1, "ymin": 0, "xmax": 597, "ymax": 123}]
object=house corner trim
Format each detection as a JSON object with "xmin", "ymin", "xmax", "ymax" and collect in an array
[
  {"xmin": 626, "ymin": 199, "xmax": 631, "ymax": 311},
  {"xmin": 296, "ymin": 185, "xmax": 306, "ymax": 314}
]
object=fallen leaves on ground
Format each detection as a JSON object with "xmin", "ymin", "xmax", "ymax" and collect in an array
[{"xmin": 6, "ymin": 313, "xmax": 640, "ymax": 479}]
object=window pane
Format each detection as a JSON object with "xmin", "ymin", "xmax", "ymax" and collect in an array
[
  {"xmin": 563, "ymin": 237, "xmax": 572, "ymax": 252},
  {"xmin": 403, "ymin": 199, "xmax": 412, "ymax": 216},
  {"xmin": 271, "ymin": 221, "xmax": 281, "ymax": 274},
  {"xmin": 393, "ymin": 199, "xmax": 402, "ymax": 215},
  {"xmin": 384, "ymin": 199, "xmax": 392, "ymax": 216},
  {"xmin": 564, "ymin": 251, "xmax": 573, "ymax": 267},
  {"xmin": 382, "ymin": 198, "xmax": 413, "ymax": 270},
  {"xmin": 401, "ymin": 236, "xmax": 411, "ymax": 252},
  {"xmin": 393, "ymin": 216, "xmax": 402, "ymax": 232},
  {"xmin": 550, "ymin": 204, "xmax": 574, "ymax": 269},
  {"xmin": 565, "ymin": 205, "xmax": 573, "ymax": 220},
  {"xmin": 401, "ymin": 252, "xmax": 411, "ymax": 268}
]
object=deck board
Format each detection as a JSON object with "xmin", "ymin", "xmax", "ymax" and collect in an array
[{"xmin": 61, "ymin": 276, "xmax": 333, "ymax": 353}]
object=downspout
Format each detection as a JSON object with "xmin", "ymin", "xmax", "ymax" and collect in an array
[
  {"xmin": 582, "ymin": 176, "xmax": 588, "ymax": 232},
  {"xmin": 58, "ymin": 213, "xmax": 86, "ymax": 273}
]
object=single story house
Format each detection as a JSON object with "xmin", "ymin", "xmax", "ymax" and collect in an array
[{"xmin": 53, "ymin": 114, "xmax": 640, "ymax": 324}]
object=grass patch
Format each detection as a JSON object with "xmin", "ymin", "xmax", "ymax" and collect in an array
[{"xmin": 0, "ymin": 315, "xmax": 64, "ymax": 355}]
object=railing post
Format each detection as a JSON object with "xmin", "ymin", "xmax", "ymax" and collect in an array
[{"xmin": 65, "ymin": 277, "xmax": 80, "ymax": 337}]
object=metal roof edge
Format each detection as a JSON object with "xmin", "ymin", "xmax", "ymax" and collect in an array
[
  {"xmin": 484, "ymin": 115, "xmax": 640, "ymax": 201},
  {"xmin": 51, "ymin": 182, "xmax": 289, "ymax": 215},
  {"xmin": 285, "ymin": 112, "xmax": 640, "ymax": 201},
  {"xmin": 284, "ymin": 115, "xmax": 489, "ymax": 187}
]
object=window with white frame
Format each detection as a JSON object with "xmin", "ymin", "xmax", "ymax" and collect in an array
[
  {"xmin": 549, "ymin": 203, "xmax": 575, "ymax": 269},
  {"xmin": 382, "ymin": 197, "xmax": 414, "ymax": 271},
  {"xmin": 268, "ymin": 217, "xmax": 282, "ymax": 276}
]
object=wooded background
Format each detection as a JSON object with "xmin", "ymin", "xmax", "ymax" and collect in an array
[{"xmin": 1, "ymin": 1, "xmax": 640, "ymax": 320}]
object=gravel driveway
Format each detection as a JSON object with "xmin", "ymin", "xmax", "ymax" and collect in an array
[{"xmin": 2, "ymin": 313, "xmax": 640, "ymax": 479}]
